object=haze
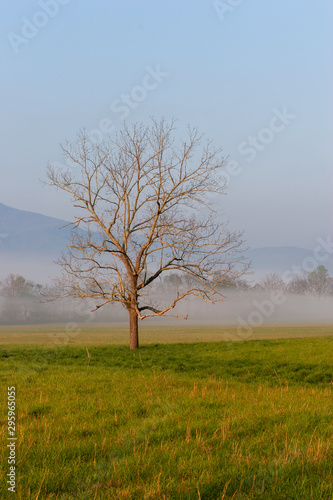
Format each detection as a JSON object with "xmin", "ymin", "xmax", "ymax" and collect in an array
[
  {"xmin": 1, "ymin": 290, "xmax": 332, "ymax": 328},
  {"xmin": 0, "ymin": 1, "xmax": 332, "ymax": 250}
]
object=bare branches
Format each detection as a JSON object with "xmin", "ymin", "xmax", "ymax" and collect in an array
[{"xmin": 46, "ymin": 118, "xmax": 248, "ymax": 331}]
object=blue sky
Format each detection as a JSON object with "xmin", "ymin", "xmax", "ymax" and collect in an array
[{"xmin": 0, "ymin": 0, "xmax": 332, "ymax": 248}]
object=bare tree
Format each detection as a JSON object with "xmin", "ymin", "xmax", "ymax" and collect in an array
[
  {"xmin": 46, "ymin": 119, "xmax": 248, "ymax": 349},
  {"xmin": 0, "ymin": 274, "xmax": 42, "ymax": 324},
  {"xmin": 260, "ymin": 273, "xmax": 286, "ymax": 293},
  {"xmin": 0, "ymin": 274, "xmax": 36, "ymax": 298},
  {"xmin": 287, "ymin": 275, "xmax": 309, "ymax": 295}
]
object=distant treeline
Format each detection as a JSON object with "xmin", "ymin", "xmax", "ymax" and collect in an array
[
  {"xmin": 162, "ymin": 265, "xmax": 333, "ymax": 297},
  {"xmin": 0, "ymin": 266, "xmax": 332, "ymax": 325},
  {"xmin": 0, "ymin": 274, "xmax": 125, "ymax": 325}
]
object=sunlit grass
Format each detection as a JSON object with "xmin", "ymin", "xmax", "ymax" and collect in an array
[
  {"xmin": 0, "ymin": 330, "xmax": 333, "ymax": 498},
  {"xmin": 0, "ymin": 323, "xmax": 332, "ymax": 346}
]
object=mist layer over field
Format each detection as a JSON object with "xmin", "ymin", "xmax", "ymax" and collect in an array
[
  {"xmin": 180, "ymin": 291, "xmax": 333, "ymax": 326},
  {"xmin": 0, "ymin": 285, "xmax": 332, "ymax": 327}
]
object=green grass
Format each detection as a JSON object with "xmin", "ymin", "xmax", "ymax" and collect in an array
[{"xmin": 0, "ymin": 328, "xmax": 333, "ymax": 499}]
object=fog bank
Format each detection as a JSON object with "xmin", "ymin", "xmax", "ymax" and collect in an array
[{"xmin": 150, "ymin": 290, "xmax": 333, "ymax": 327}]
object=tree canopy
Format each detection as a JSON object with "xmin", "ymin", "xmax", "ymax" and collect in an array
[{"xmin": 47, "ymin": 118, "xmax": 248, "ymax": 348}]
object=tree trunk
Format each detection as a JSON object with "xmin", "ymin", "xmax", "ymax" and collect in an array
[{"xmin": 129, "ymin": 308, "xmax": 139, "ymax": 349}]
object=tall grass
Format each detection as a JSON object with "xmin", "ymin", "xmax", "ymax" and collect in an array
[{"xmin": 0, "ymin": 334, "xmax": 332, "ymax": 498}]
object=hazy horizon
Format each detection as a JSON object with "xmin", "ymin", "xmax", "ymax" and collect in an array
[{"xmin": 0, "ymin": 287, "xmax": 332, "ymax": 328}]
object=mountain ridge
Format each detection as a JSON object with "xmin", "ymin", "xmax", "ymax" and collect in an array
[
  {"xmin": 0, "ymin": 202, "xmax": 73, "ymax": 256},
  {"xmin": 0, "ymin": 202, "xmax": 331, "ymax": 282}
]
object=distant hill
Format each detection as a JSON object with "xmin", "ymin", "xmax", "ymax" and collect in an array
[
  {"xmin": 0, "ymin": 202, "xmax": 72, "ymax": 256},
  {"xmin": 0, "ymin": 202, "xmax": 332, "ymax": 283},
  {"xmin": 0, "ymin": 202, "xmax": 74, "ymax": 282}
]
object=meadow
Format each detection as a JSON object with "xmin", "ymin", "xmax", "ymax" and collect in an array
[{"xmin": 0, "ymin": 324, "xmax": 333, "ymax": 499}]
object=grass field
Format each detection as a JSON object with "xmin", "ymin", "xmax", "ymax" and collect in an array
[
  {"xmin": 0, "ymin": 323, "xmax": 332, "ymax": 345},
  {"xmin": 1, "ymin": 324, "xmax": 333, "ymax": 499}
]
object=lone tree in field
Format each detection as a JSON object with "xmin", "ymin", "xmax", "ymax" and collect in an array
[{"xmin": 47, "ymin": 119, "xmax": 248, "ymax": 349}]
